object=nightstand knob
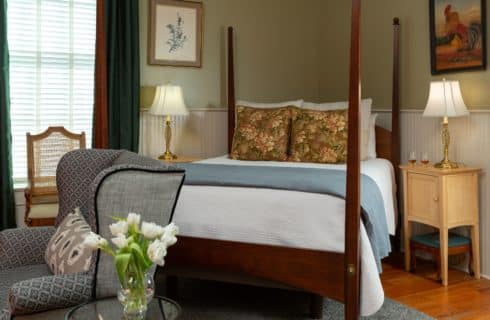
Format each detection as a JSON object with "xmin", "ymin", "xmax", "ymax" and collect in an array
[{"xmin": 433, "ymin": 197, "xmax": 439, "ymax": 202}]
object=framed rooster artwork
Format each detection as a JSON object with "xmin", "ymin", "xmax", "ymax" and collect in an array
[{"xmin": 430, "ymin": 0, "xmax": 487, "ymax": 74}]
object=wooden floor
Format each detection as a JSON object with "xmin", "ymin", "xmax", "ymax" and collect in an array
[{"xmin": 382, "ymin": 256, "xmax": 490, "ymax": 319}]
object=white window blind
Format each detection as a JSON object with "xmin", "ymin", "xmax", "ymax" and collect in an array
[{"xmin": 7, "ymin": 0, "xmax": 96, "ymax": 181}]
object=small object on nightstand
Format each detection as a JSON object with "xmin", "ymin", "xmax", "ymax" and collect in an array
[
  {"xmin": 149, "ymin": 84, "xmax": 189, "ymax": 161},
  {"xmin": 420, "ymin": 152, "xmax": 429, "ymax": 166},
  {"xmin": 161, "ymin": 156, "xmax": 201, "ymax": 164},
  {"xmin": 408, "ymin": 151, "xmax": 417, "ymax": 166},
  {"xmin": 400, "ymin": 164, "xmax": 481, "ymax": 286}
]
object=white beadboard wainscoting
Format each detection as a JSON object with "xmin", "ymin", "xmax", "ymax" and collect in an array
[{"xmin": 139, "ymin": 109, "xmax": 228, "ymax": 159}]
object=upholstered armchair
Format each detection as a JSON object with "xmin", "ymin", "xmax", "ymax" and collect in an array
[{"xmin": 0, "ymin": 150, "xmax": 185, "ymax": 319}]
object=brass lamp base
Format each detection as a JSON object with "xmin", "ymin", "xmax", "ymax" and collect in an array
[
  {"xmin": 434, "ymin": 159, "xmax": 459, "ymax": 169},
  {"xmin": 158, "ymin": 151, "xmax": 177, "ymax": 161},
  {"xmin": 159, "ymin": 115, "xmax": 178, "ymax": 161},
  {"xmin": 433, "ymin": 117, "xmax": 459, "ymax": 169}
]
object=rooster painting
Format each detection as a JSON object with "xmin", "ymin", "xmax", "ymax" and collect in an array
[{"xmin": 430, "ymin": 0, "xmax": 486, "ymax": 74}]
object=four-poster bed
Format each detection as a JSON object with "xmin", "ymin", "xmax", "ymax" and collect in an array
[{"xmin": 165, "ymin": 3, "xmax": 401, "ymax": 319}]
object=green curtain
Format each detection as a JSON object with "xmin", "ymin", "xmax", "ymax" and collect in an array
[
  {"xmin": 0, "ymin": 0, "xmax": 16, "ymax": 230},
  {"xmin": 105, "ymin": 0, "xmax": 140, "ymax": 152}
]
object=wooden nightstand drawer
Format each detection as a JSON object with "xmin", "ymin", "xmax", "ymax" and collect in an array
[{"xmin": 406, "ymin": 173, "xmax": 439, "ymax": 226}]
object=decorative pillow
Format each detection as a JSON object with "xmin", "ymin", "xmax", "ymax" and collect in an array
[
  {"xmin": 230, "ymin": 106, "xmax": 292, "ymax": 161},
  {"xmin": 45, "ymin": 207, "xmax": 92, "ymax": 275},
  {"xmin": 289, "ymin": 108, "xmax": 348, "ymax": 163},
  {"xmin": 301, "ymin": 99, "xmax": 372, "ymax": 160}
]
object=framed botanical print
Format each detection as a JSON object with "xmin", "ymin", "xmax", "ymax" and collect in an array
[
  {"xmin": 148, "ymin": 0, "xmax": 203, "ymax": 67},
  {"xmin": 430, "ymin": 0, "xmax": 487, "ymax": 74}
]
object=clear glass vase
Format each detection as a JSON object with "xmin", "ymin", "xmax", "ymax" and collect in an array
[{"xmin": 117, "ymin": 272, "xmax": 155, "ymax": 320}]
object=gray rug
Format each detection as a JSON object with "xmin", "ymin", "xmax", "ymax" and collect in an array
[{"xmin": 173, "ymin": 279, "xmax": 433, "ymax": 320}]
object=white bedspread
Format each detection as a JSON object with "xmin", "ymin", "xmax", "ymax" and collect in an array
[{"xmin": 173, "ymin": 156, "xmax": 397, "ymax": 316}]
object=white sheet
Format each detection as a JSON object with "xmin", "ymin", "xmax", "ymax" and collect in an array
[
  {"xmin": 173, "ymin": 156, "xmax": 397, "ymax": 316},
  {"xmin": 196, "ymin": 156, "xmax": 397, "ymax": 235}
]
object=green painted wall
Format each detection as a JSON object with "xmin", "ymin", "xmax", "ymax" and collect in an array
[
  {"xmin": 141, "ymin": 0, "xmax": 490, "ymax": 110},
  {"xmin": 320, "ymin": 0, "xmax": 490, "ymax": 110},
  {"xmin": 140, "ymin": 0, "xmax": 323, "ymax": 109}
]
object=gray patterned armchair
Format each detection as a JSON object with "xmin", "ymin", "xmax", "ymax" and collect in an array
[{"xmin": 0, "ymin": 150, "xmax": 185, "ymax": 319}]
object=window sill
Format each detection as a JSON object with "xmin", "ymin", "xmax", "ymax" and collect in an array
[{"xmin": 14, "ymin": 179, "xmax": 27, "ymax": 191}]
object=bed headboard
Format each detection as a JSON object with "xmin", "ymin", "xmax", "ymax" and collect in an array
[{"xmin": 226, "ymin": 19, "xmax": 400, "ymax": 170}]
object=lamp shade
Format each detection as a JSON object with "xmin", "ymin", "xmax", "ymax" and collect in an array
[
  {"xmin": 149, "ymin": 85, "xmax": 189, "ymax": 116},
  {"xmin": 423, "ymin": 80, "xmax": 469, "ymax": 118}
]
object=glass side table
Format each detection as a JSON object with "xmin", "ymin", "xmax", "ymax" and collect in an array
[{"xmin": 65, "ymin": 296, "xmax": 181, "ymax": 320}]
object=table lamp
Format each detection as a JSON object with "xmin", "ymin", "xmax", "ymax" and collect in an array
[
  {"xmin": 423, "ymin": 79, "xmax": 469, "ymax": 169},
  {"xmin": 149, "ymin": 84, "xmax": 189, "ymax": 160}
]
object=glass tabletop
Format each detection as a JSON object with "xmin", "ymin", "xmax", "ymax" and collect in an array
[{"xmin": 65, "ymin": 296, "xmax": 181, "ymax": 320}]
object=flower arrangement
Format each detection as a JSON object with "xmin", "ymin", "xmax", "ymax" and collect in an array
[{"xmin": 84, "ymin": 213, "xmax": 179, "ymax": 319}]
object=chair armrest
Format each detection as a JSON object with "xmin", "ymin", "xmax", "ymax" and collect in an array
[
  {"xmin": 8, "ymin": 272, "xmax": 93, "ymax": 315},
  {"xmin": 0, "ymin": 227, "xmax": 55, "ymax": 270}
]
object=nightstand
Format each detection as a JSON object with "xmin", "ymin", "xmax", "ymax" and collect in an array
[
  {"xmin": 400, "ymin": 165, "xmax": 481, "ymax": 286},
  {"xmin": 161, "ymin": 156, "xmax": 201, "ymax": 164}
]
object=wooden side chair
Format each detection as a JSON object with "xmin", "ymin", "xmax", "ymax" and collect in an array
[{"xmin": 25, "ymin": 126, "xmax": 86, "ymax": 227}]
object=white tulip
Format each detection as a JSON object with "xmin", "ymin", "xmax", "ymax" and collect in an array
[
  {"xmin": 111, "ymin": 234, "xmax": 130, "ymax": 249},
  {"xmin": 109, "ymin": 221, "xmax": 128, "ymax": 236},
  {"xmin": 163, "ymin": 222, "xmax": 179, "ymax": 237},
  {"xmin": 161, "ymin": 233, "xmax": 178, "ymax": 247},
  {"xmin": 141, "ymin": 222, "xmax": 165, "ymax": 239},
  {"xmin": 127, "ymin": 213, "xmax": 141, "ymax": 228},
  {"xmin": 83, "ymin": 232, "xmax": 108, "ymax": 250},
  {"xmin": 160, "ymin": 223, "xmax": 179, "ymax": 246},
  {"xmin": 147, "ymin": 239, "xmax": 167, "ymax": 266}
]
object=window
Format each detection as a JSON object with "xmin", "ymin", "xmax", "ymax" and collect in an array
[{"xmin": 7, "ymin": 0, "xmax": 96, "ymax": 181}]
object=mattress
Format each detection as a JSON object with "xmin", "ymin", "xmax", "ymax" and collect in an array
[{"xmin": 173, "ymin": 156, "xmax": 397, "ymax": 316}]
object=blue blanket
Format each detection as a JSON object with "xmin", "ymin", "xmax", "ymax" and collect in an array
[{"xmin": 178, "ymin": 163, "xmax": 391, "ymax": 271}]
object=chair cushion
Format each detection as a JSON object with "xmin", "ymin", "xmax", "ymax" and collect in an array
[
  {"xmin": 44, "ymin": 208, "xmax": 92, "ymax": 275},
  {"xmin": 28, "ymin": 203, "xmax": 59, "ymax": 219},
  {"xmin": 0, "ymin": 264, "xmax": 51, "ymax": 313},
  {"xmin": 411, "ymin": 232, "xmax": 471, "ymax": 248}
]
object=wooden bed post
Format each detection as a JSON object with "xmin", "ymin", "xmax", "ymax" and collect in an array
[
  {"xmin": 227, "ymin": 26, "xmax": 236, "ymax": 153},
  {"xmin": 392, "ymin": 18, "xmax": 402, "ymax": 252},
  {"xmin": 392, "ymin": 18, "xmax": 401, "ymax": 185},
  {"xmin": 345, "ymin": 0, "xmax": 362, "ymax": 318}
]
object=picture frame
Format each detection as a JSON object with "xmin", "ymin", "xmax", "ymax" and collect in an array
[
  {"xmin": 148, "ymin": 0, "xmax": 203, "ymax": 67},
  {"xmin": 430, "ymin": 0, "xmax": 487, "ymax": 74}
]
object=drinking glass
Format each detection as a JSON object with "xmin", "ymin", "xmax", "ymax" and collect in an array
[
  {"xmin": 421, "ymin": 152, "xmax": 429, "ymax": 166},
  {"xmin": 408, "ymin": 151, "xmax": 417, "ymax": 166}
]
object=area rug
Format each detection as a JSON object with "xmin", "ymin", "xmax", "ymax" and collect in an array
[{"xmin": 174, "ymin": 279, "xmax": 433, "ymax": 320}]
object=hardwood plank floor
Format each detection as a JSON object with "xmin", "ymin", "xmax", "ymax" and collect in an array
[{"xmin": 382, "ymin": 256, "xmax": 490, "ymax": 319}]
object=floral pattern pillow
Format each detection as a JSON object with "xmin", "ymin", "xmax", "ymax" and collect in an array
[
  {"xmin": 230, "ymin": 106, "xmax": 292, "ymax": 161},
  {"xmin": 289, "ymin": 108, "xmax": 348, "ymax": 163}
]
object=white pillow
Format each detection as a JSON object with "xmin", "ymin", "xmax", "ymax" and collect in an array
[
  {"xmin": 236, "ymin": 99, "xmax": 303, "ymax": 108},
  {"xmin": 368, "ymin": 114, "xmax": 378, "ymax": 159},
  {"xmin": 301, "ymin": 99, "xmax": 373, "ymax": 160}
]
